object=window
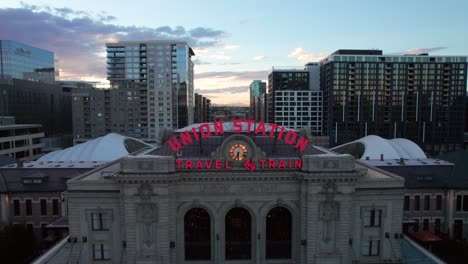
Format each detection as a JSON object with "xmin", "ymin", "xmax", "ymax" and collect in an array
[
  {"xmin": 404, "ymin": 196, "xmax": 410, "ymax": 211},
  {"xmin": 424, "ymin": 195, "xmax": 430, "ymax": 211},
  {"xmin": 26, "ymin": 199, "xmax": 32, "ymax": 216},
  {"xmin": 456, "ymin": 195, "xmax": 462, "ymax": 211},
  {"xmin": 363, "ymin": 209, "xmax": 381, "ymax": 227},
  {"xmin": 91, "ymin": 213, "xmax": 111, "ymax": 230},
  {"xmin": 225, "ymin": 208, "xmax": 251, "ymax": 260},
  {"xmin": 52, "ymin": 199, "xmax": 59, "ymax": 215},
  {"xmin": 41, "ymin": 223, "xmax": 48, "ymax": 238},
  {"xmin": 266, "ymin": 207, "xmax": 292, "ymax": 259},
  {"xmin": 463, "ymin": 196, "xmax": 468, "ymax": 211},
  {"xmin": 414, "ymin": 219, "xmax": 419, "ymax": 232},
  {"xmin": 184, "ymin": 208, "xmax": 211, "ymax": 260},
  {"xmin": 93, "ymin": 243, "xmax": 111, "ymax": 260},
  {"xmin": 435, "ymin": 219, "xmax": 441, "ymax": 233},
  {"xmin": 12, "ymin": 199, "xmax": 20, "ymax": 216},
  {"xmin": 423, "ymin": 219, "xmax": 429, "ymax": 231},
  {"xmin": 414, "ymin": 195, "xmax": 420, "ymax": 211},
  {"xmin": 362, "ymin": 240, "xmax": 380, "ymax": 256},
  {"xmin": 40, "ymin": 199, "xmax": 47, "ymax": 216},
  {"xmin": 436, "ymin": 195, "xmax": 442, "ymax": 210}
]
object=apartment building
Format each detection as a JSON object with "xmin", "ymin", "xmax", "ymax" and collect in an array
[{"xmin": 320, "ymin": 49, "xmax": 467, "ymax": 154}]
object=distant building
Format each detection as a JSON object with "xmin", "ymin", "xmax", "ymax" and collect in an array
[
  {"xmin": 194, "ymin": 93, "xmax": 211, "ymax": 123},
  {"xmin": 320, "ymin": 49, "xmax": 467, "ymax": 154},
  {"xmin": 72, "ymin": 86, "xmax": 145, "ymax": 144},
  {"xmin": 249, "ymin": 80, "xmax": 266, "ymax": 121},
  {"xmin": 268, "ymin": 66, "xmax": 322, "ymax": 133},
  {"xmin": 0, "ymin": 40, "xmax": 57, "ymax": 82},
  {"xmin": 0, "ymin": 124, "xmax": 44, "ymax": 161},
  {"xmin": 0, "ymin": 79, "xmax": 73, "ymax": 148},
  {"xmin": 106, "ymin": 40, "xmax": 195, "ymax": 138},
  {"xmin": 211, "ymin": 106, "xmax": 249, "ymax": 121}
]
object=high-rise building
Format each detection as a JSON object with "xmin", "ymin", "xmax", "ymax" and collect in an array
[
  {"xmin": 72, "ymin": 86, "xmax": 144, "ymax": 144},
  {"xmin": 194, "ymin": 93, "xmax": 212, "ymax": 123},
  {"xmin": 320, "ymin": 49, "xmax": 467, "ymax": 154},
  {"xmin": 0, "ymin": 40, "xmax": 57, "ymax": 82},
  {"xmin": 106, "ymin": 40, "xmax": 195, "ymax": 140},
  {"xmin": 249, "ymin": 80, "xmax": 266, "ymax": 121},
  {"xmin": 0, "ymin": 79, "xmax": 73, "ymax": 148},
  {"xmin": 267, "ymin": 66, "xmax": 322, "ymax": 133}
]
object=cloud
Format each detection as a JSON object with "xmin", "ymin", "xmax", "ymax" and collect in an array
[
  {"xmin": 288, "ymin": 48, "xmax": 327, "ymax": 62},
  {"xmin": 195, "ymin": 86, "xmax": 248, "ymax": 94},
  {"xmin": 254, "ymin": 55, "xmax": 267, "ymax": 61},
  {"xmin": 213, "ymin": 43, "xmax": 239, "ymax": 50},
  {"xmin": 189, "ymin": 27, "xmax": 225, "ymax": 38},
  {"xmin": 392, "ymin": 47, "xmax": 448, "ymax": 55},
  {"xmin": 210, "ymin": 52, "xmax": 232, "ymax": 60},
  {"xmin": 196, "ymin": 70, "xmax": 268, "ymax": 80},
  {"xmin": 192, "ymin": 58, "xmax": 211, "ymax": 65},
  {"xmin": 0, "ymin": 5, "xmax": 226, "ymax": 83}
]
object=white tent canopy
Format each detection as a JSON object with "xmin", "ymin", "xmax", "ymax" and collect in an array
[{"xmin": 38, "ymin": 133, "xmax": 151, "ymax": 162}]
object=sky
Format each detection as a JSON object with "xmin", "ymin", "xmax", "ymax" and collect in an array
[{"xmin": 0, "ymin": 0, "xmax": 467, "ymax": 106}]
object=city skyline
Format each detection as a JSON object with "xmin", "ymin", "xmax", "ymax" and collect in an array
[{"xmin": 1, "ymin": 0, "xmax": 468, "ymax": 105}]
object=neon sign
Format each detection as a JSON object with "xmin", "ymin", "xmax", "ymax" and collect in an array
[
  {"xmin": 167, "ymin": 119, "xmax": 309, "ymax": 153},
  {"xmin": 176, "ymin": 159, "xmax": 302, "ymax": 172}
]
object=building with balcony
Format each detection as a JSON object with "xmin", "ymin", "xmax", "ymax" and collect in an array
[
  {"xmin": 267, "ymin": 65, "xmax": 322, "ymax": 133},
  {"xmin": 320, "ymin": 49, "xmax": 467, "ymax": 155},
  {"xmin": 106, "ymin": 40, "xmax": 195, "ymax": 140}
]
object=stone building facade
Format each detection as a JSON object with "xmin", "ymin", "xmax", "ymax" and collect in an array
[{"xmin": 64, "ymin": 122, "xmax": 405, "ymax": 264}]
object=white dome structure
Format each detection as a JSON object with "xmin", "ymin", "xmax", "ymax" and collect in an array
[
  {"xmin": 331, "ymin": 135, "xmax": 427, "ymax": 160},
  {"xmin": 38, "ymin": 133, "xmax": 152, "ymax": 162}
]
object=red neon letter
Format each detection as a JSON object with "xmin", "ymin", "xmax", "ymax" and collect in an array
[
  {"xmin": 295, "ymin": 136, "xmax": 309, "ymax": 152},
  {"xmin": 284, "ymin": 130, "xmax": 297, "ymax": 145},
  {"xmin": 215, "ymin": 160, "xmax": 222, "ymax": 169},
  {"xmin": 199, "ymin": 124, "xmax": 211, "ymax": 138},
  {"xmin": 254, "ymin": 121, "xmax": 267, "ymax": 136},
  {"xmin": 176, "ymin": 159, "xmax": 183, "ymax": 169},
  {"xmin": 213, "ymin": 120, "xmax": 224, "ymax": 135},
  {"xmin": 168, "ymin": 136, "xmax": 182, "ymax": 152},
  {"xmin": 233, "ymin": 119, "xmax": 242, "ymax": 133}
]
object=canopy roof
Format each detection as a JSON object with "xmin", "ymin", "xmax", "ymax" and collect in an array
[
  {"xmin": 331, "ymin": 135, "xmax": 427, "ymax": 160},
  {"xmin": 38, "ymin": 133, "xmax": 151, "ymax": 162}
]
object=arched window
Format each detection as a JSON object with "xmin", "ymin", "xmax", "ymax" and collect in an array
[
  {"xmin": 225, "ymin": 207, "xmax": 251, "ymax": 260},
  {"xmin": 266, "ymin": 207, "xmax": 292, "ymax": 259},
  {"xmin": 184, "ymin": 208, "xmax": 211, "ymax": 260}
]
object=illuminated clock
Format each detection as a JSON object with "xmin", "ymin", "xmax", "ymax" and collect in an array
[{"xmin": 229, "ymin": 143, "xmax": 248, "ymax": 161}]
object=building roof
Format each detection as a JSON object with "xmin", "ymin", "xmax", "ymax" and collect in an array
[
  {"xmin": 435, "ymin": 149, "xmax": 468, "ymax": 189},
  {"xmin": 0, "ymin": 168, "xmax": 91, "ymax": 193},
  {"xmin": 38, "ymin": 133, "xmax": 151, "ymax": 162},
  {"xmin": 0, "ymin": 124, "xmax": 42, "ymax": 131},
  {"xmin": 331, "ymin": 135, "xmax": 427, "ymax": 160}
]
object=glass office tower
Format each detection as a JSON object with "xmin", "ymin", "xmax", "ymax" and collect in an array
[{"xmin": 0, "ymin": 40, "xmax": 56, "ymax": 82}]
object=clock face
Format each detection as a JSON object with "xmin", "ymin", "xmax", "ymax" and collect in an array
[{"xmin": 229, "ymin": 143, "xmax": 248, "ymax": 161}]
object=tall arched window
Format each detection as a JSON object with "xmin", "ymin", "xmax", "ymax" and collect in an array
[
  {"xmin": 184, "ymin": 208, "xmax": 211, "ymax": 260},
  {"xmin": 266, "ymin": 207, "xmax": 292, "ymax": 259},
  {"xmin": 225, "ymin": 207, "xmax": 251, "ymax": 260}
]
